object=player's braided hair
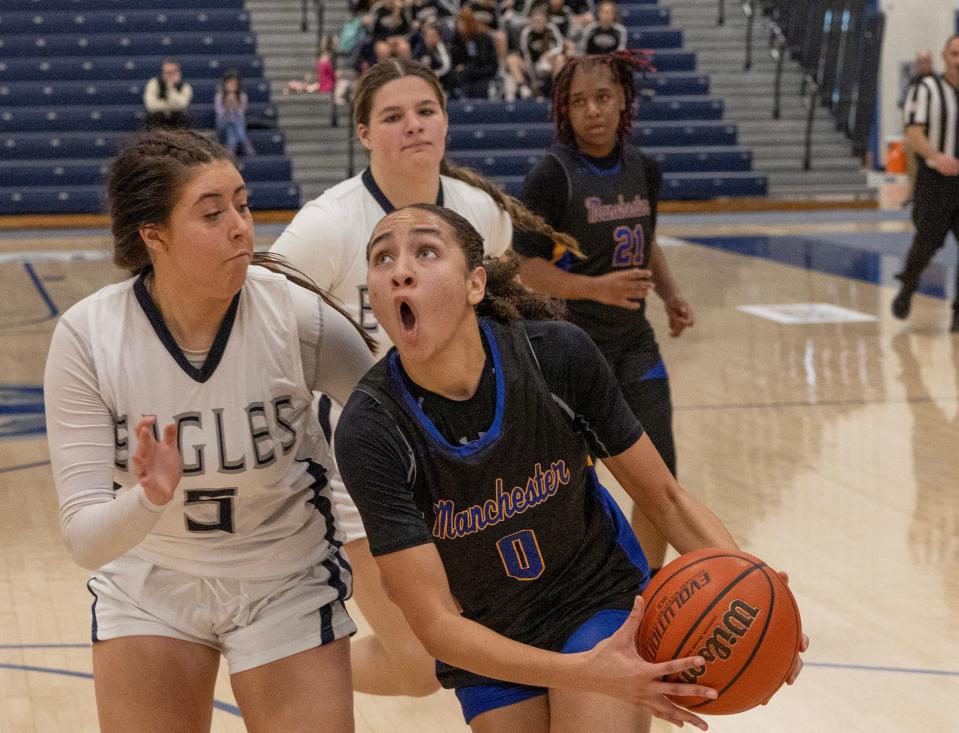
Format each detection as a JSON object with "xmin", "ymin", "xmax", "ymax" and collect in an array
[
  {"xmin": 551, "ymin": 50, "xmax": 654, "ymax": 149},
  {"xmin": 374, "ymin": 204, "xmax": 565, "ymax": 322},
  {"xmin": 107, "ymin": 128, "xmax": 376, "ymax": 352},
  {"xmin": 353, "ymin": 58, "xmax": 585, "ymax": 258}
]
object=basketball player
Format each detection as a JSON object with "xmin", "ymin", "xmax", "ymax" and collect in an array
[
  {"xmin": 44, "ymin": 129, "xmax": 375, "ymax": 732},
  {"xmin": 512, "ymin": 51, "xmax": 690, "ymax": 577},
  {"xmin": 270, "ymin": 58, "xmax": 578, "ymax": 697},
  {"xmin": 335, "ymin": 204, "xmax": 807, "ymax": 732}
]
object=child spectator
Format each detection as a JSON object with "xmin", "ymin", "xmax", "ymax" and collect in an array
[{"xmin": 214, "ymin": 69, "xmax": 255, "ymax": 157}]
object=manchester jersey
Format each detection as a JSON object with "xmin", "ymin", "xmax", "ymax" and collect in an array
[
  {"xmin": 514, "ymin": 144, "xmax": 661, "ymax": 355},
  {"xmin": 336, "ymin": 319, "xmax": 649, "ymax": 688},
  {"xmin": 270, "ymin": 169, "xmax": 513, "ymax": 351},
  {"xmin": 46, "ymin": 266, "xmax": 368, "ymax": 579}
]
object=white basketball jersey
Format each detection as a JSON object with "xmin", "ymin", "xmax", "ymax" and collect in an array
[
  {"xmin": 270, "ymin": 170, "xmax": 513, "ymax": 351},
  {"xmin": 79, "ymin": 267, "xmax": 337, "ymax": 579}
]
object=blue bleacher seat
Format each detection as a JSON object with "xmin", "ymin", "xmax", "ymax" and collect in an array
[
  {"xmin": 0, "ymin": 79, "xmax": 271, "ymax": 106},
  {"xmin": 646, "ymin": 50, "xmax": 696, "ymax": 72},
  {"xmin": 0, "ymin": 10, "xmax": 249, "ymax": 34},
  {"xmin": 641, "ymin": 73, "xmax": 709, "ymax": 97},
  {"xmin": 5, "ymin": 0, "xmax": 243, "ymax": 10},
  {"xmin": 0, "ymin": 181, "xmax": 299, "ymax": 215},
  {"xmin": 446, "ymin": 98, "xmax": 722, "ymax": 124},
  {"xmin": 1, "ymin": 129, "xmax": 287, "ymax": 160},
  {"xmin": 446, "ymin": 122, "xmax": 739, "ymax": 151},
  {"xmin": 0, "ymin": 31, "xmax": 256, "ymax": 57},
  {"xmin": 447, "ymin": 148, "xmax": 753, "ymax": 177},
  {"xmin": 0, "ymin": 103, "xmax": 275, "ymax": 132},
  {"xmin": 0, "ymin": 55, "xmax": 263, "ymax": 82},
  {"xmin": 496, "ymin": 172, "xmax": 768, "ymax": 199},
  {"xmin": 0, "ymin": 156, "xmax": 291, "ymax": 187},
  {"xmin": 626, "ymin": 28, "xmax": 682, "ymax": 49},
  {"xmin": 619, "ymin": 6, "xmax": 670, "ymax": 25}
]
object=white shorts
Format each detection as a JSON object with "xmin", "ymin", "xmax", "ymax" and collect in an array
[
  {"xmin": 87, "ymin": 554, "xmax": 356, "ymax": 674},
  {"xmin": 330, "ymin": 478, "xmax": 367, "ymax": 545}
]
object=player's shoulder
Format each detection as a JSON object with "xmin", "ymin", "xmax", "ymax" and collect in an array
[
  {"xmin": 60, "ymin": 273, "xmax": 138, "ymax": 325},
  {"xmin": 285, "ymin": 173, "xmax": 369, "ymax": 227},
  {"xmin": 522, "ymin": 318, "xmax": 597, "ymax": 360},
  {"xmin": 441, "ymin": 174, "xmax": 498, "ymax": 208}
]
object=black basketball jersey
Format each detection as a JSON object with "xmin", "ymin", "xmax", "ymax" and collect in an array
[
  {"xmin": 545, "ymin": 144, "xmax": 659, "ymax": 352},
  {"xmin": 352, "ymin": 319, "xmax": 648, "ymax": 688}
]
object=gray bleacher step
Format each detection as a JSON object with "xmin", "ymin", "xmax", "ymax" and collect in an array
[
  {"xmin": 768, "ymin": 183, "xmax": 876, "ymax": 199},
  {"xmin": 753, "ymin": 158, "xmax": 865, "ymax": 174},
  {"xmin": 765, "ymin": 169, "xmax": 866, "ymax": 186}
]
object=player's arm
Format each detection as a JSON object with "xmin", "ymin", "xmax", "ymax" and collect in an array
[
  {"xmin": 375, "ymin": 541, "xmax": 715, "ymax": 729},
  {"xmin": 603, "ymin": 437, "xmax": 738, "ymax": 554},
  {"xmin": 269, "ymin": 199, "xmax": 344, "ymax": 292},
  {"xmin": 646, "ymin": 237, "xmax": 694, "ymax": 337},
  {"xmin": 44, "ymin": 317, "xmax": 174, "ymax": 570}
]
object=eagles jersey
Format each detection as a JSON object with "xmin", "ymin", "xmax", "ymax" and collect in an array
[
  {"xmin": 338, "ymin": 319, "xmax": 649, "ymax": 688},
  {"xmin": 270, "ymin": 169, "xmax": 513, "ymax": 351},
  {"xmin": 48, "ymin": 267, "xmax": 351, "ymax": 580}
]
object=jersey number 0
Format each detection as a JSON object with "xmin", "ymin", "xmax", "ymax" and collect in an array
[{"xmin": 496, "ymin": 529, "xmax": 545, "ymax": 581}]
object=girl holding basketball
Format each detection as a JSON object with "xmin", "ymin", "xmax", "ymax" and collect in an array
[
  {"xmin": 512, "ymin": 50, "xmax": 690, "ymax": 578},
  {"xmin": 335, "ymin": 203, "xmax": 806, "ymax": 731},
  {"xmin": 270, "ymin": 58, "xmax": 579, "ymax": 698}
]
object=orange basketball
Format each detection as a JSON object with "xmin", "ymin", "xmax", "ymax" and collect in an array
[{"xmin": 636, "ymin": 548, "xmax": 802, "ymax": 715}]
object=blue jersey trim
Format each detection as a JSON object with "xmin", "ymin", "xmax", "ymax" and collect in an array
[
  {"xmin": 588, "ymin": 468, "xmax": 650, "ymax": 584},
  {"xmin": 640, "ymin": 359, "xmax": 668, "ymax": 381},
  {"xmin": 387, "ymin": 320, "xmax": 505, "ymax": 458},
  {"xmin": 361, "ymin": 167, "xmax": 445, "ymax": 214}
]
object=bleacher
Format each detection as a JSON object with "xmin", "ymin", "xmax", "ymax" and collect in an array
[
  {"xmin": 445, "ymin": 0, "xmax": 767, "ymax": 200},
  {"xmin": 0, "ymin": 1, "xmax": 299, "ymax": 215}
]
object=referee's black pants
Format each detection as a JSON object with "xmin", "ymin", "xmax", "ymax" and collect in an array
[{"xmin": 896, "ymin": 170, "xmax": 959, "ymax": 312}]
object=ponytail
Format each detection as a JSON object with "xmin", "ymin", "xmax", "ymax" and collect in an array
[
  {"xmin": 439, "ymin": 159, "xmax": 586, "ymax": 260},
  {"xmin": 477, "ymin": 253, "xmax": 566, "ymax": 322},
  {"xmin": 252, "ymin": 252, "xmax": 377, "ymax": 353}
]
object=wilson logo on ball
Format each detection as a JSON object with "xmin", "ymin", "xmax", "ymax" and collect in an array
[{"xmin": 678, "ymin": 599, "xmax": 760, "ymax": 683}]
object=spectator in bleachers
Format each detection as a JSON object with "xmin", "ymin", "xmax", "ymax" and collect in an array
[
  {"xmin": 505, "ymin": 7, "xmax": 565, "ymax": 100},
  {"xmin": 143, "ymin": 59, "xmax": 193, "ymax": 130},
  {"xmin": 464, "ymin": 0, "xmax": 510, "ymax": 63},
  {"xmin": 388, "ymin": 33, "xmax": 414, "ymax": 60},
  {"xmin": 215, "ymin": 69, "xmax": 255, "ymax": 158},
  {"xmin": 579, "ymin": 0, "xmax": 626, "ymax": 56},
  {"xmin": 355, "ymin": 38, "xmax": 395, "ymax": 75},
  {"xmin": 368, "ymin": 0, "xmax": 412, "ymax": 41},
  {"xmin": 413, "ymin": 23, "xmax": 453, "ymax": 87},
  {"xmin": 449, "ymin": 6, "xmax": 500, "ymax": 98},
  {"xmin": 409, "ymin": 0, "xmax": 456, "ymax": 33}
]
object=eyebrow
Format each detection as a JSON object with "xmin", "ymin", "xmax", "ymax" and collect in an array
[
  {"xmin": 192, "ymin": 184, "xmax": 247, "ymax": 206},
  {"xmin": 377, "ymin": 99, "xmax": 441, "ymax": 115},
  {"xmin": 368, "ymin": 225, "xmax": 445, "ymax": 252}
]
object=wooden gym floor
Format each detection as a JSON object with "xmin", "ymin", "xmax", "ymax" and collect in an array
[{"xmin": 1, "ymin": 210, "xmax": 957, "ymax": 732}]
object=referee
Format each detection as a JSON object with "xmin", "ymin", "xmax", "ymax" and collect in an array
[{"xmin": 894, "ymin": 34, "xmax": 959, "ymax": 331}]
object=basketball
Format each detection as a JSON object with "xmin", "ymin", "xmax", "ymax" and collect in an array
[{"xmin": 636, "ymin": 548, "xmax": 802, "ymax": 715}]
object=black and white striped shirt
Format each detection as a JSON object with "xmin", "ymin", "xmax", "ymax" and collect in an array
[{"xmin": 904, "ymin": 74, "xmax": 959, "ymax": 157}]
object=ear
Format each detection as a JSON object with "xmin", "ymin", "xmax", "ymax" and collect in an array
[
  {"xmin": 356, "ymin": 122, "xmax": 373, "ymax": 152},
  {"xmin": 139, "ymin": 224, "xmax": 167, "ymax": 258},
  {"xmin": 466, "ymin": 264, "xmax": 487, "ymax": 306}
]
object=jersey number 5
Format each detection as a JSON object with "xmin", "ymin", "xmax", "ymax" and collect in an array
[
  {"xmin": 184, "ymin": 488, "xmax": 237, "ymax": 533},
  {"xmin": 496, "ymin": 529, "xmax": 545, "ymax": 581},
  {"xmin": 612, "ymin": 224, "xmax": 645, "ymax": 268}
]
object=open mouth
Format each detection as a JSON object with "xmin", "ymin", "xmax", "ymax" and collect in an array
[{"xmin": 399, "ymin": 300, "xmax": 417, "ymax": 332}]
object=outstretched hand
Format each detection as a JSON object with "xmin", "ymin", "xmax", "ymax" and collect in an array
[
  {"xmin": 130, "ymin": 416, "xmax": 182, "ymax": 506},
  {"xmin": 665, "ymin": 296, "xmax": 695, "ymax": 337},
  {"xmin": 580, "ymin": 596, "xmax": 715, "ymax": 730}
]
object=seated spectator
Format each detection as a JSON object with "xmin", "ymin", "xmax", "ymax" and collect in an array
[
  {"xmin": 413, "ymin": 23, "xmax": 453, "ymax": 85},
  {"xmin": 368, "ymin": 0, "xmax": 412, "ymax": 41},
  {"xmin": 409, "ymin": 0, "xmax": 456, "ymax": 34},
  {"xmin": 284, "ymin": 37, "xmax": 338, "ymax": 95},
  {"xmin": 143, "ymin": 59, "xmax": 193, "ymax": 130},
  {"xmin": 465, "ymin": 0, "xmax": 509, "ymax": 61},
  {"xmin": 579, "ymin": 0, "xmax": 625, "ymax": 55},
  {"xmin": 449, "ymin": 6, "xmax": 499, "ymax": 98},
  {"xmin": 214, "ymin": 69, "xmax": 255, "ymax": 157},
  {"xmin": 355, "ymin": 38, "xmax": 395, "ymax": 75},
  {"xmin": 505, "ymin": 7, "xmax": 565, "ymax": 99},
  {"xmin": 388, "ymin": 33, "xmax": 414, "ymax": 60}
]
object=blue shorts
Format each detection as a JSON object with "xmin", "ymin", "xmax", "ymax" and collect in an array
[{"xmin": 453, "ymin": 608, "xmax": 630, "ymax": 724}]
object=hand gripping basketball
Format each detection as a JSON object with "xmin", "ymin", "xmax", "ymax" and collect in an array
[
  {"xmin": 130, "ymin": 416, "xmax": 182, "ymax": 506},
  {"xmin": 579, "ymin": 596, "xmax": 717, "ymax": 731}
]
